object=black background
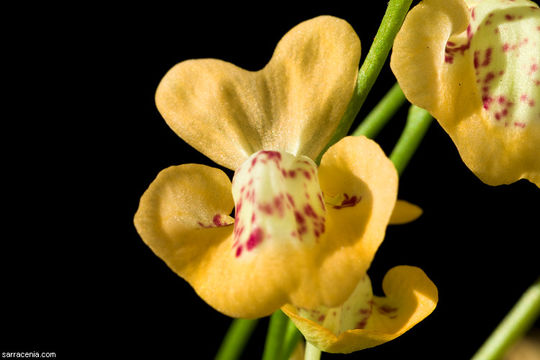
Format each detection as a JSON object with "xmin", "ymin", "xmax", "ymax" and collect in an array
[{"xmin": 2, "ymin": 1, "xmax": 539, "ymax": 358}]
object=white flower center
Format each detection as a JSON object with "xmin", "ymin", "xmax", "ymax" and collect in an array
[
  {"xmin": 297, "ymin": 276, "xmax": 373, "ymax": 334},
  {"xmin": 231, "ymin": 150, "xmax": 326, "ymax": 258},
  {"xmin": 446, "ymin": 0, "xmax": 540, "ymax": 128}
]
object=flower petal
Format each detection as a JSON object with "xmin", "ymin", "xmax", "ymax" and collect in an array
[
  {"xmin": 292, "ymin": 276, "xmax": 373, "ymax": 338},
  {"xmin": 134, "ymin": 164, "xmax": 297, "ymax": 318},
  {"xmin": 389, "ymin": 200, "xmax": 423, "ymax": 225},
  {"xmin": 134, "ymin": 136, "xmax": 401, "ymax": 318},
  {"xmin": 231, "ymin": 151, "xmax": 327, "ymax": 256},
  {"xmin": 156, "ymin": 16, "xmax": 361, "ymax": 170},
  {"xmin": 282, "ymin": 266, "xmax": 438, "ymax": 353},
  {"xmin": 391, "ymin": 0, "xmax": 470, "ymax": 113},
  {"xmin": 133, "ymin": 164, "xmax": 241, "ymax": 304},
  {"xmin": 134, "ymin": 164, "xmax": 234, "ymax": 271},
  {"xmin": 299, "ymin": 136, "xmax": 398, "ymax": 309},
  {"xmin": 262, "ymin": 16, "xmax": 361, "ymax": 162},
  {"xmin": 133, "ymin": 160, "xmax": 354, "ymax": 318},
  {"xmin": 391, "ymin": 0, "xmax": 540, "ymax": 186}
]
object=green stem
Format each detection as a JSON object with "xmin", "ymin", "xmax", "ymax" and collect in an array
[
  {"xmin": 304, "ymin": 342, "xmax": 322, "ymax": 360},
  {"xmin": 317, "ymin": 0, "xmax": 413, "ymax": 163},
  {"xmin": 282, "ymin": 319, "xmax": 303, "ymax": 359},
  {"xmin": 352, "ymin": 83, "xmax": 406, "ymax": 138},
  {"xmin": 471, "ymin": 277, "xmax": 540, "ymax": 360},
  {"xmin": 389, "ymin": 105, "xmax": 432, "ymax": 176},
  {"xmin": 262, "ymin": 310, "xmax": 289, "ymax": 360},
  {"xmin": 215, "ymin": 318, "xmax": 258, "ymax": 360}
]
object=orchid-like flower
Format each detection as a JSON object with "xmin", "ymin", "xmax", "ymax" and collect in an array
[
  {"xmin": 391, "ymin": 0, "xmax": 540, "ymax": 187},
  {"xmin": 134, "ymin": 16, "xmax": 433, "ymax": 320},
  {"xmin": 282, "ymin": 266, "xmax": 437, "ymax": 353}
]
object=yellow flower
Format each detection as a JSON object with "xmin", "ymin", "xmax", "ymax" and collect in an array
[
  {"xmin": 282, "ymin": 266, "xmax": 438, "ymax": 353},
  {"xmin": 391, "ymin": 0, "xmax": 540, "ymax": 187},
  {"xmin": 134, "ymin": 16, "xmax": 432, "ymax": 319}
]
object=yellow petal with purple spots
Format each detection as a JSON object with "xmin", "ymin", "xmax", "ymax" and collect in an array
[
  {"xmin": 282, "ymin": 266, "xmax": 438, "ymax": 353},
  {"xmin": 391, "ymin": 0, "xmax": 540, "ymax": 186}
]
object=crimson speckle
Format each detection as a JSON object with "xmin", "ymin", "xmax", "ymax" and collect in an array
[
  {"xmin": 213, "ymin": 214, "xmax": 227, "ymax": 226},
  {"xmin": 274, "ymin": 196, "xmax": 284, "ymax": 217},
  {"xmin": 260, "ymin": 150, "xmax": 282, "ymax": 161},
  {"xmin": 236, "ymin": 200, "xmax": 243, "ymax": 214},
  {"xmin": 199, "ymin": 215, "xmax": 232, "ymax": 228},
  {"xmin": 304, "ymin": 204, "xmax": 317, "ymax": 218},
  {"xmin": 332, "ymin": 193, "xmax": 362, "ymax": 209},
  {"xmin": 482, "ymin": 48, "xmax": 492, "ymax": 67},
  {"xmin": 259, "ymin": 203, "xmax": 273, "ymax": 215},
  {"xmin": 317, "ymin": 193, "xmax": 326, "ymax": 210},
  {"xmin": 483, "ymin": 96, "xmax": 493, "ymax": 110},
  {"xmin": 356, "ymin": 319, "xmax": 368, "ymax": 329},
  {"xmin": 234, "ymin": 225, "xmax": 245, "ymax": 237},
  {"xmin": 294, "ymin": 211, "xmax": 305, "ymax": 224},
  {"xmin": 378, "ymin": 305, "xmax": 398, "ymax": 314},
  {"xmin": 286, "ymin": 193, "xmax": 295, "ymax": 207},
  {"xmin": 484, "ymin": 72, "xmax": 495, "ymax": 83},
  {"xmin": 235, "ymin": 245, "xmax": 243, "ymax": 257},
  {"xmin": 246, "ymin": 228, "xmax": 264, "ymax": 251}
]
